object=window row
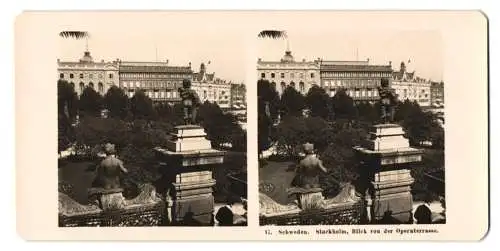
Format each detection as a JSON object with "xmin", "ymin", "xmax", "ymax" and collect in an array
[
  {"xmin": 124, "ymin": 89, "xmax": 179, "ymax": 99},
  {"xmin": 121, "ymin": 81, "xmax": 181, "ymax": 89},
  {"xmin": 323, "ymin": 79, "xmax": 382, "ymax": 88},
  {"xmin": 120, "ymin": 73, "xmax": 189, "ymax": 79},
  {"xmin": 198, "ymin": 90, "xmax": 229, "ymax": 100},
  {"xmin": 322, "ymin": 72, "xmax": 391, "ymax": 78},
  {"xmin": 261, "ymin": 72, "xmax": 315, "ymax": 79},
  {"xmin": 269, "ymin": 81, "xmax": 307, "ymax": 93},
  {"xmin": 60, "ymin": 73, "xmax": 114, "ymax": 79},
  {"xmin": 69, "ymin": 82, "xmax": 106, "ymax": 94}
]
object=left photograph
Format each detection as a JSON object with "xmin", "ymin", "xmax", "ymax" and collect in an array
[{"xmin": 57, "ymin": 15, "xmax": 247, "ymax": 227}]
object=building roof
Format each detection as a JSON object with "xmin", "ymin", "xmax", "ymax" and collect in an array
[
  {"xmin": 320, "ymin": 64, "xmax": 393, "ymax": 72},
  {"xmin": 192, "ymin": 71, "xmax": 215, "ymax": 82},
  {"xmin": 119, "ymin": 65, "xmax": 192, "ymax": 73}
]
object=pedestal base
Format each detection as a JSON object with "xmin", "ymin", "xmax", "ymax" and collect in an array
[
  {"xmin": 353, "ymin": 123, "xmax": 423, "ymax": 224},
  {"xmin": 154, "ymin": 124, "xmax": 226, "ymax": 226},
  {"xmin": 89, "ymin": 188, "xmax": 126, "ymax": 211},
  {"xmin": 372, "ymin": 192, "xmax": 413, "ymax": 223},
  {"xmin": 288, "ymin": 187, "xmax": 324, "ymax": 210}
]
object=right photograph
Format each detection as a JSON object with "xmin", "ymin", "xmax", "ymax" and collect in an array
[{"xmin": 257, "ymin": 29, "xmax": 445, "ymax": 226}]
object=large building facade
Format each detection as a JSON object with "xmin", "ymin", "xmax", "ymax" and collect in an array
[
  {"xmin": 191, "ymin": 63, "xmax": 232, "ymax": 109},
  {"xmin": 57, "ymin": 51, "xmax": 119, "ymax": 96},
  {"xmin": 430, "ymin": 81, "xmax": 445, "ymax": 106},
  {"xmin": 257, "ymin": 50, "xmax": 321, "ymax": 95},
  {"xmin": 319, "ymin": 59, "xmax": 393, "ymax": 103},
  {"xmin": 118, "ymin": 61, "xmax": 192, "ymax": 103},
  {"xmin": 391, "ymin": 61, "xmax": 432, "ymax": 107}
]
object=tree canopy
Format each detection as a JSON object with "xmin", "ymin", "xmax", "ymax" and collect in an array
[
  {"xmin": 104, "ymin": 86, "xmax": 130, "ymax": 120},
  {"xmin": 305, "ymin": 84, "xmax": 331, "ymax": 119},
  {"xmin": 280, "ymin": 86, "xmax": 306, "ymax": 117}
]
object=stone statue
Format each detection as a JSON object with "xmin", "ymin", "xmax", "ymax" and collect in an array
[
  {"xmin": 291, "ymin": 143, "xmax": 328, "ymax": 189},
  {"xmin": 378, "ymin": 78, "xmax": 398, "ymax": 123},
  {"xmin": 178, "ymin": 79, "xmax": 202, "ymax": 125},
  {"xmin": 94, "ymin": 143, "xmax": 128, "ymax": 190}
]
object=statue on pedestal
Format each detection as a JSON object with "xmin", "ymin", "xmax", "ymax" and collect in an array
[
  {"xmin": 290, "ymin": 143, "xmax": 328, "ymax": 190},
  {"xmin": 178, "ymin": 79, "xmax": 202, "ymax": 125},
  {"xmin": 378, "ymin": 78, "xmax": 398, "ymax": 124}
]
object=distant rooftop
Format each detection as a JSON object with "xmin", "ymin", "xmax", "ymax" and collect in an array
[
  {"xmin": 320, "ymin": 64, "xmax": 392, "ymax": 72},
  {"xmin": 119, "ymin": 64, "xmax": 192, "ymax": 73}
]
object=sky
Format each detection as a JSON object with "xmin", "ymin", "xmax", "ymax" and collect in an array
[{"xmin": 58, "ymin": 12, "xmax": 443, "ymax": 84}]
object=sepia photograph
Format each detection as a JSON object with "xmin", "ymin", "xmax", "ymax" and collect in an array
[
  {"xmin": 56, "ymin": 14, "xmax": 248, "ymax": 227},
  {"xmin": 15, "ymin": 10, "xmax": 488, "ymax": 241},
  {"xmin": 257, "ymin": 29, "xmax": 446, "ymax": 226}
]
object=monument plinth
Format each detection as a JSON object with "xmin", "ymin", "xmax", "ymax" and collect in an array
[
  {"xmin": 354, "ymin": 123, "xmax": 424, "ymax": 223},
  {"xmin": 154, "ymin": 125, "xmax": 225, "ymax": 225},
  {"xmin": 88, "ymin": 188, "xmax": 127, "ymax": 211}
]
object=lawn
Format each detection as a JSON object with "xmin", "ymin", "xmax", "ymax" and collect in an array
[{"xmin": 258, "ymin": 160, "xmax": 297, "ymax": 205}]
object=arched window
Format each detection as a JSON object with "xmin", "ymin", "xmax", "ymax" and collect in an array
[
  {"xmin": 69, "ymin": 82, "xmax": 75, "ymax": 91},
  {"xmin": 271, "ymin": 82, "xmax": 276, "ymax": 90},
  {"xmin": 79, "ymin": 82, "xmax": 85, "ymax": 93},
  {"xmin": 70, "ymin": 73, "xmax": 74, "ymax": 79},
  {"xmin": 89, "ymin": 82, "xmax": 94, "ymax": 89},
  {"xmin": 271, "ymin": 73, "xmax": 275, "ymax": 78},
  {"xmin": 299, "ymin": 82, "xmax": 305, "ymax": 93},
  {"xmin": 59, "ymin": 73, "xmax": 64, "ymax": 79},
  {"xmin": 290, "ymin": 81, "xmax": 296, "ymax": 88},
  {"xmin": 98, "ymin": 82, "xmax": 104, "ymax": 94},
  {"xmin": 280, "ymin": 82, "xmax": 286, "ymax": 91}
]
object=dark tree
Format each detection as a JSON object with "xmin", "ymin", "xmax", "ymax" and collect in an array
[
  {"xmin": 104, "ymin": 86, "xmax": 130, "ymax": 119},
  {"xmin": 58, "ymin": 80, "xmax": 79, "ymax": 154},
  {"xmin": 155, "ymin": 103, "xmax": 184, "ymax": 126},
  {"xmin": 257, "ymin": 79, "xmax": 280, "ymax": 121},
  {"xmin": 197, "ymin": 102, "xmax": 242, "ymax": 149},
  {"xmin": 58, "ymin": 79, "xmax": 78, "ymax": 120},
  {"xmin": 356, "ymin": 102, "xmax": 378, "ymax": 123},
  {"xmin": 394, "ymin": 100, "xmax": 441, "ymax": 146},
  {"xmin": 305, "ymin": 85, "xmax": 331, "ymax": 119},
  {"xmin": 331, "ymin": 89, "xmax": 357, "ymax": 121},
  {"xmin": 280, "ymin": 86, "xmax": 306, "ymax": 117},
  {"xmin": 79, "ymin": 86, "xmax": 103, "ymax": 117},
  {"xmin": 130, "ymin": 90, "xmax": 157, "ymax": 120}
]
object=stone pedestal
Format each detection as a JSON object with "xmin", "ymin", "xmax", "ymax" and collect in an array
[
  {"xmin": 88, "ymin": 188, "xmax": 126, "ymax": 211},
  {"xmin": 353, "ymin": 124, "xmax": 424, "ymax": 223},
  {"xmin": 154, "ymin": 125, "xmax": 225, "ymax": 225},
  {"xmin": 288, "ymin": 187, "xmax": 325, "ymax": 211}
]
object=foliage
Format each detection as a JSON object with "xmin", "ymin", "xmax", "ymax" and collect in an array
[
  {"xmin": 257, "ymin": 30, "xmax": 288, "ymax": 39},
  {"xmin": 258, "ymin": 96, "xmax": 273, "ymax": 156},
  {"xmin": 59, "ymin": 31, "xmax": 89, "ymax": 39},
  {"xmin": 58, "ymin": 80, "xmax": 78, "ymax": 153},
  {"xmin": 130, "ymin": 90, "xmax": 157, "ymax": 120},
  {"xmin": 155, "ymin": 103, "xmax": 184, "ymax": 125},
  {"xmin": 257, "ymin": 79, "xmax": 281, "ymax": 121},
  {"xmin": 197, "ymin": 102, "xmax": 242, "ymax": 149},
  {"xmin": 104, "ymin": 86, "xmax": 130, "ymax": 119},
  {"xmin": 58, "ymin": 79, "xmax": 78, "ymax": 120},
  {"xmin": 305, "ymin": 85, "xmax": 332, "ymax": 119},
  {"xmin": 356, "ymin": 102, "xmax": 378, "ymax": 123},
  {"xmin": 411, "ymin": 149, "xmax": 445, "ymax": 201},
  {"xmin": 79, "ymin": 86, "xmax": 103, "ymax": 117},
  {"xmin": 319, "ymin": 124, "xmax": 368, "ymax": 183},
  {"xmin": 394, "ymin": 100, "xmax": 442, "ymax": 146},
  {"xmin": 274, "ymin": 116, "xmax": 335, "ymax": 158},
  {"xmin": 280, "ymin": 86, "xmax": 306, "ymax": 117},
  {"xmin": 74, "ymin": 116, "xmax": 130, "ymax": 155},
  {"xmin": 331, "ymin": 89, "xmax": 357, "ymax": 121}
]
